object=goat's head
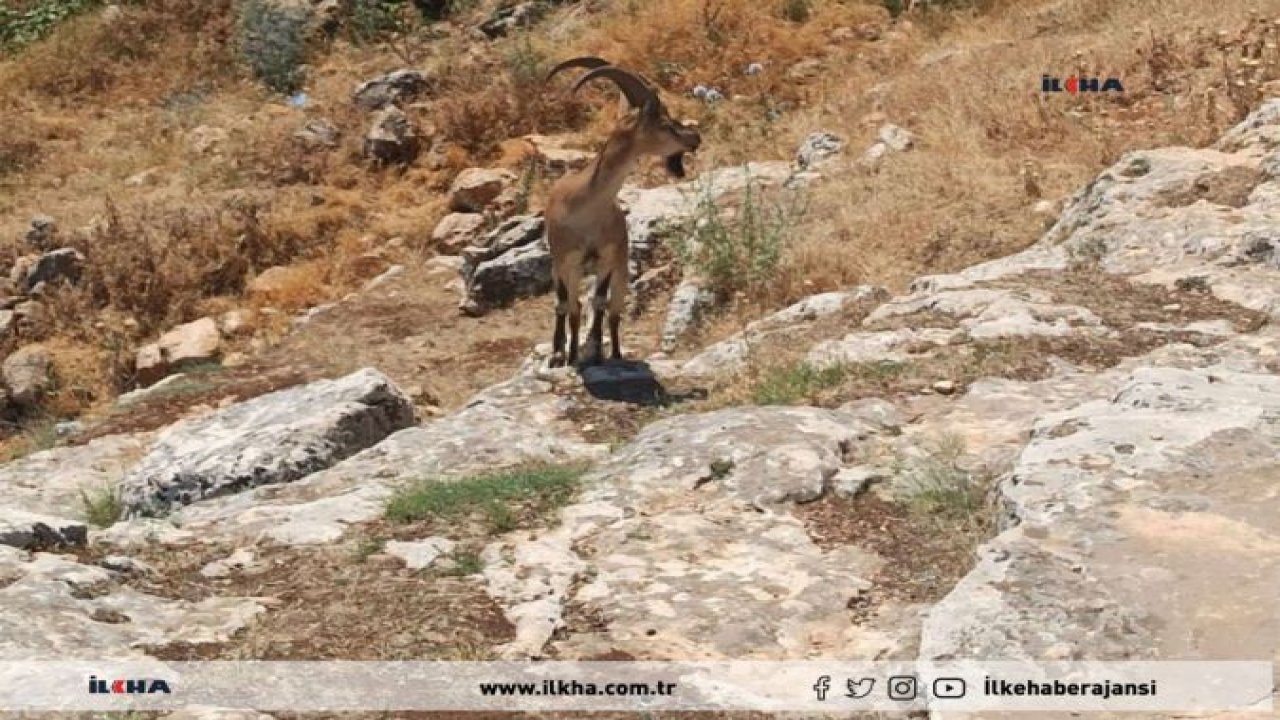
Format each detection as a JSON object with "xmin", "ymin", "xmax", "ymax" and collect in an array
[{"xmin": 547, "ymin": 57, "xmax": 702, "ymax": 179}]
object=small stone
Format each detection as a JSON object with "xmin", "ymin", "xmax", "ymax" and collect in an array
[
  {"xmin": 932, "ymin": 380, "xmax": 958, "ymax": 395},
  {"xmin": 24, "ymin": 215, "xmax": 58, "ymax": 251},
  {"xmin": 352, "ymin": 69, "xmax": 431, "ymax": 110},
  {"xmin": 877, "ymin": 123, "xmax": 914, "ymax": 152},
  {"xmin": 385, "ymin": 538, "xmax": 455, "ymax": 570},
  {"xmin": 100, "ymin": 555, "xmax": 155, "ymax": 575},
  {"xmin": 449, "ymin": 168, "xmax": 517, "ymax": 213},
  {"xmin": 363, "ymin": 106, "xmax": 420, "ymax": 165},
  {"xmin": 293, "ymin": 118, "xmax": 341, "ymax": 149},
  {"xmin": 432, "ymin": 212, "xmax": 487, "ymax": 253},
  {"xmin": 200, "ymin": 548, "xmax": 261, "ymax": 578},
  {"xmin": 158, "ymin": 317, "xmax": 222, "ymax": 369}
]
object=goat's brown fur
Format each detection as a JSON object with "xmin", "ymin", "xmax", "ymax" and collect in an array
[{"xmin": 543, "ymin": 59, "xmax": 701, "ymax": 367}]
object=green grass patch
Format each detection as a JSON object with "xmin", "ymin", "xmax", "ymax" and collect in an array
[
  {"xmin": 386, "ymin": 463, "xmax": 587, "ymax": 534},
  {"xmin": 752, "ymin": 362, "xmax": 848, "ymax": 405}
]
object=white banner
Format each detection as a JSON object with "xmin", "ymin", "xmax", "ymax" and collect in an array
[{"xmin": 0, "ymin": 660, "xmax": 1272, "ymax": 713}]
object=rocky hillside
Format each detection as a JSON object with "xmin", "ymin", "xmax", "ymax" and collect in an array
[
  {"xmin": 4, "ymin": 89, "xmax": 1280, "ymax": 717},
  {"xmin": 2, "ymin": 0, "xmax": 1278, "ymax": 446}
]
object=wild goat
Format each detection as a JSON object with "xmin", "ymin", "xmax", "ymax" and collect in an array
[{"xmin": 542, "ymin": 57, "xmax": 702, "ymax": 367}]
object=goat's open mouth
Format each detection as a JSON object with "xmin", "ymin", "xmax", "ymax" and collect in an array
[{"xmin": 666, "ymin": 152, "xmax": 689, "ymax": 178}]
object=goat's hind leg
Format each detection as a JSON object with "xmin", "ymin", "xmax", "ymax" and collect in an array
[
  {"xmin": 606, "ymin": 262, "xmax": 628, "ymax": 360},
  {"xmin": 582, "ymin": 271, "xmax": 611, "ymax": 365},
  {"xmin": 556, "ymin": 258, "xmax": 584, "ymax": 367}
]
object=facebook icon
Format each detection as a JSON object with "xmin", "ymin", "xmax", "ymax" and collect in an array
[{"xmin": 814, "ymin": 675, "xmax": 832, "ymax": 701}]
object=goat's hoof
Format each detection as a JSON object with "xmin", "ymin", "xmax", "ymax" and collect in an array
[{"xmin": 548, "ymin": 353, "xmax": 566, "ymax": 369}]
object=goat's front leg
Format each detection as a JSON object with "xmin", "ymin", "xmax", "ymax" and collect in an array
[{"xmin": 550, "ymin": 277, "xmax": 568, "ymax": 368}]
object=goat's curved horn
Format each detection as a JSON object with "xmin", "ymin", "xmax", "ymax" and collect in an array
[
  {"xmin": 572, "ymin": 65, "xmax": 656, "ymax": 110},
  {"xmin": 545, "ymin": 56, "xmax": 611, "ymax": 84}
]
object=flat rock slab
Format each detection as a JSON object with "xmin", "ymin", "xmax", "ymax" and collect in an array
[
  {"xmin": 0, "ymin": 546, "xmax": 262, "ymax": 659},
  {"xmin": 0, "ymin": 433, "xmax": 150, "ymax": 518},
  {"xmin": 166, "ymin": 375, "xmax": 608, "ymax": 545},
  {"xmin": 484, "ymin": 405, "xmax": 910, "ymax": 660},
  {"xmin": 922, "ymin": 363, "xmax": 1280, "ymax": 663},
  {"xmin": 118, "ymin": 368, "xmax": 416, "ymax": 517}
]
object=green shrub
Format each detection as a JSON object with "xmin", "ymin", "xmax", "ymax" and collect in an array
[
  {"xmin": 897, "ymin": 435, "xmax": 992, "ymax": 537},
  {"xmin": 675, "ymin": 174, "xmax": 808, "ymax": 299},
  {"xmin": 238, "ymin": 0, "xmax": 308, "ymax": 94},
  {"xmin": 0, "ymin": 0, "xmax": 99, "ymax": 53}
]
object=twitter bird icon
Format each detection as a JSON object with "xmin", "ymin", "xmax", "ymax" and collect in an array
[{"xmin": 846, "ymin": 678, "xmax": 876, "ymax": 699}]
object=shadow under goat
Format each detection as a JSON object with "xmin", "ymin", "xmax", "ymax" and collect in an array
[{"xmin": 577, "ymin": 358, "xmax": 708, "ymax": 407}]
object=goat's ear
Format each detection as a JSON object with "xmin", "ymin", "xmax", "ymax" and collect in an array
[{"xmin": 641, "ymin": 96, "xmax": 662, "ymax": 119}]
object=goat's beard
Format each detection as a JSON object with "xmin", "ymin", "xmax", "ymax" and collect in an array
[{"xmin": 665, "ymin": 153, "xmax": 687, "ymax": 178}]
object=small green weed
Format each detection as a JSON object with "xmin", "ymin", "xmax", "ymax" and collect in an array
[
  {"xmin": 80, "ymin": 484, "xmax": 123, "ymax": 528},
  {"xmin": 896, "ymin": 435, "xmax": 993, "ymax": 539},
  {"xmin": 439, "ymin": 547, "xmax": 484, "ymax": 576}
]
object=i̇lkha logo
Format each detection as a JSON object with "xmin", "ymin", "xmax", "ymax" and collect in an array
[
  {"xmin": 89, "ymin": 676, "xmax": 172, "ymax": 694},
  {"xmin": 1041, "ymin": 74, "xmax": 1124, "ymax": 94}
]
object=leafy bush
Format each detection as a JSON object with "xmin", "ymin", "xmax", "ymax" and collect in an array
[
  {"xmin": 675, "ymin": 174, "xmax": 809, "ymax": 299},
  {"xmin": 0, "ymin": 0, "xmax": 98, "ymax": 52},
  {"xmin": 238, "ymin": 0, "xmax": 308, "ymax": 94}
]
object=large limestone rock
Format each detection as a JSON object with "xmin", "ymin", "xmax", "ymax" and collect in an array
[
  {"xmin": 922, "ymin": 360, "xmax": 1280, "ymax": 664},
  {"xmin": 0, "ymin": 545, "xmax": 262, "ymax": 659},
  {"xmin": 913, "ymin": 98, "xmax": 1280, "ymax": 317},
  {"xmin": 0, "ymin": 434, "xmax": 150, "ymax": 539},
  {"xmin": 484, "ymin": 405, "xmax": 909, "ymax": 660},
  {"xmin": 118, "ymin": 369, "xmax": 416, "ymax": 517},
  {"xmin": 682, "ymin": 286, "xmax": 889, "ymax": 376},
  {"xmin": 165, "ymin": 374, "xmax": 608, "ymax": 545}
]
